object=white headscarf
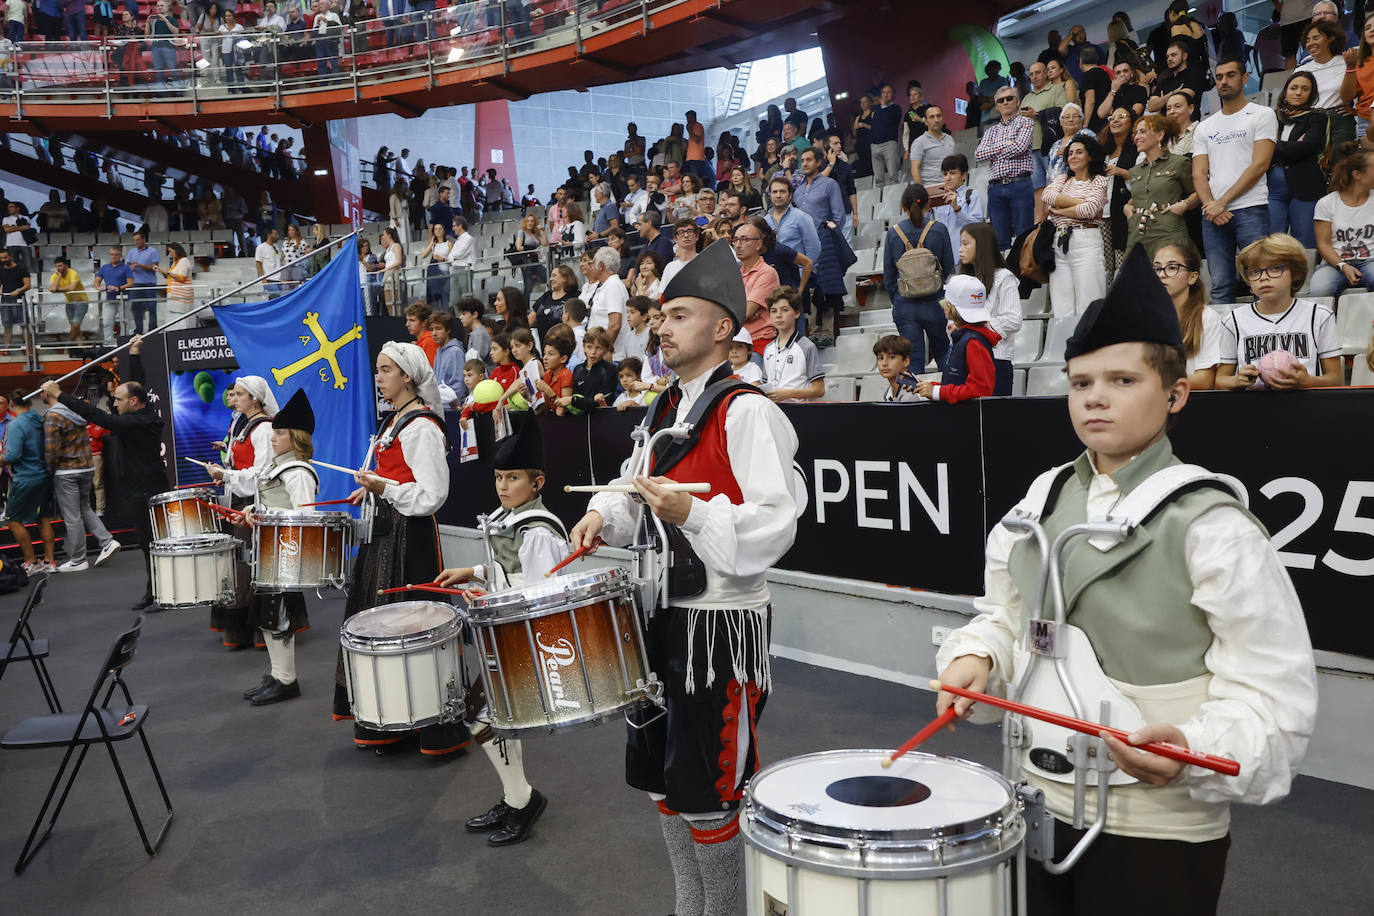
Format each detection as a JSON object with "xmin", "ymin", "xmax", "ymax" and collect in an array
[
  {"xmin": 380, "ymin": 341, "xmax": 441, "ymax": 410},
  {"xmin": 235, "ymin": 375, "xmax": 279, "ymax": 417}
]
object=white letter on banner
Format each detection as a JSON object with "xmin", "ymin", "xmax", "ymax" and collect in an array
[
  {"xmin": 898, "ymin": 462, "xmax": 950, "ymax": 534},
  {"xmin": 855, "ymin": 460, "xmax": 894, "ymax": 530},
  {"xmin": 813, "ymin": 459, "xmax": 850, "ymax": 524}
]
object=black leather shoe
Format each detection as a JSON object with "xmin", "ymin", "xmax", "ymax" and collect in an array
[
  {"xmin": 131, "ymin": 593, "xmax": 156, "ymax": 611},
  {"xmin": 487, "ymin": 790, "xmax": 547, "ymax": 846},
  {"xmin": 250, "ymin": 678, "xmax": 301, "ymax": 705},
  {"xmin": 465, "ymin": 799, "xmax": 511, "ymax": 833},
  {"xmin": 243, "ymin": 675, "xmax": 274, "ymax": 699}
]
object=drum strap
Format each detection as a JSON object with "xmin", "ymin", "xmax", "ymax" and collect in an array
[
  {"xmin": 234, "ymin": 413, "xmax": 272, "ymax": 444},
  {"xmin": 377, "ymin": 408, "xmax": 451, "ymax": 453},
  {"xmin": 264, "ymin": 460, "xmax": 319, "ymax": 486}
]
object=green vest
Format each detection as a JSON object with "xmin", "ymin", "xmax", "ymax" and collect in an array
[
  {"xmin": 255, "ymin": 453, "xmax": 318, "ymax": 511},
  {"xmin": 1006, "ymin": 438, "xmax": 1260, "ymax": 686},
  {"xmin": 487, "ymin": 495, "xmax": 568, "ymax": 580}
]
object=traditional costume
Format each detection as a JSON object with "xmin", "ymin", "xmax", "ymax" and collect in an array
[
  {"xmin": 935, "ymin": 248, "xmax": 1318, "ymax": 914},
  {"xmin": 219, "ymin": 389, "xmax": 317, "ymax": 706},
  {"xmin": 462, "ymin": 413, "xmax": 570, "ymax": 845},
  {"xmin": 332, "ymin": 341, "xmax": 471, "ymax": 757},
  {"xmin": 586, "ymin": 241, "xmax": 800, "ymax": 916},
  {"xmin": 213, "ymin": 375, "xmax": 278, "ymax": 648}
]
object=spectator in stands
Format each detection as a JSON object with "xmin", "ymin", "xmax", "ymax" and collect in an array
[
  {"xmin": 869, "ymin": 82, "xmax": 904, "ymax": 186},
  {"xmin": 871, "ymin": 334, "xmax": 922, "ymax": 401},
  {"xmin": 145, "ymin": 0, "xmax": 180, "ymax": 88},
  {"xmin": 93, "ymin": 246, "xmax": 131, "ymax": 345},
  {"xmin": 1057, "ymin": 23, "xmax": 1095, "ymax": 83},
  {"xmin": 39, "ymin": 190, "xmax": 69, "ymax": 232},
  {"xmin": 794, "ymin": 148, "xmax": 844, "ymax": 230},
  {"xmin": 782, "ymin": 97, "xmax": 807, "ymax": 133},
  {"xmin": 673, "ymin": 173, "xmax": 701, "ymax": 218},
  {"xmin": 1075, "ymin": 45, "xmax": 1110, "ymax": 134},
  {"xmin": 1311, "ymin": 143, "xmax": 1374, "ymax": 296},
  {"xmin": 493, "ymin": 286, "xmax": 530, "ymax": 335},
  {"xmin": 915, "ymin": 275, "xmax": 1000, "ymax": 403},
  {"xmin": 6, "ymin": 0, "xmax": 27, "ymax": 44},
  {"xmin": 315, "ymin": 0, "xmax": 343, "ymax": 75},
  {"xmin": 761, "ymin": 285, "xmax": 825, "ymax": 403},
  {"xmin": 61, "ymin": 0, "xmax": 87, "ymax": 40},
  {"xmin": 557, "ymin": 325, "xmax": 617, "ymax": 414},
  {"xmin": 957, "ymin": 222, "xmax": 1020, "ymax": 394},
  {"xmin": 1101, "ymin": 106, "xmax": 1139, "ymax": 277},
  {"xmin": 448, "ymin": 216, "xmax": 475, "ymax": 302},
  {"xmin": 1340, "ymin": 12, "xmax": 1374, "ymax": 138},
  {"xmin": 280, "ymin": 223, "xmax": 308, "ymax": 291},
  {"xmin": 694, "ymin": 188, "xmax": 717, "ymax": 222},
  {"xmin": 721, "ymin": 165, "xmax": 756, "ymax": 214},
  {"xmin": 219, "ymin": 10, "xmax": 245, "ymax": 92},
  {"xmin": 429, "ymin": 311, "xmax": 466, "ymax": 407},
  {"xmin": 764, "ymin": 176, "xmax": 820, "ymax": 294},
  {"xmin": 483, "ymin": 168, "xmax": 503, "ymax": 216},
  {"xmin": 308, "ymin": 223, "xmax": 332, "ymax": 277},
  {"xmin": 636, "ymin": 209, "xmax": 673, "ymax": 265},
  {"xmin": 142, "ymin": 196, "xmax": 169, "ymax": 236},
  {"xmin": 512, "ymin": 211, "xmax": 547, "ymax": 297},
  {"xmin": 822, "ymin": 133, "xmax": 858, "ymax": 236},
  {"xmin": 1023, "ymin": 61, "xmax": 1070, "ymax": 221},
  {"xmin": 620, "ymin": 172, "xmax": 648, "ymax": 226},
  {"xmin": 428, "ymin": 185, "xmax": 455, "ymax": 232},
  {"xmin": 584, "ymin": 247, "xmax": 627, "ymax": 359},
  {"xmin": 255, "ymin": 226, "xmax": 284, "ymax": 298},
  {"xmin": 1148, "ymin": 39, "xmax": 1207, "ymax": 116},
  {"xmin": 32, "ymin": 0, "xmax": 59, "ymax": 40},
  {"xmin": 659, "ymin": 217, "xmax": 701, "ymax": 289},
  {"xmin": 1218, "ymin": 234, "xmax": 1343, "ymax": 389},
  {"xmin": 1297, "ymin": 18, "xmax": 1353, "ymax": 151},
  {"xmin": 977, "ymin": 84, "xmax": 1035, "ymax": 250},
  {"xmin": 977, "ymin": 62, "xmax": 1010, "ymax": 137},
  {"xmin": 1044, "ymin": 136, "xmax": 1109, "ymax": 319},
  {"xmin": 530, "ymin": 263, "xmax": 578, "ymax": 340},
  {"xmin": 716, "ymin": 190, "xmax": 745, "ymax": 232},
  {"xmin": 406, "ymin": 302, "xmax": 437, "ymax": 365},
  {"xmin": 558, "ymin": 202, "xmax": 587, "ymax": 255},
  {"xmin": 885, "ymin": 184, "xmax": 955, "ymax": 372},
  {"xmin": 1298, "ymin": 2, "xmax": 1349, "ymax": 66},
  {"xmin": 1275, "ymin": 0, "xmax": 1320, "ymax": 70},
  {"xmin": 780, "ymin": 121, "xmax": 809, "ymax": 160},
  {"xmin": 1153, "ymin": 242, "xmax": 1221, "ymax": 389},
  {"xmin": 908, "ymin": 104, "xmax": 956, "ymax": 188},
  {"xmin": 606, "ymin": 228, "xmax": 636, "ymax": 281},
  {"xmin": 3, "ymin": 202, "xmax": 32, "ymax": 274},
  {"xmin": 1045, "ymin": 58, "xmax": 1079, "ymax": 106},
  {"xmin": 3, "ymin": 391, "xmax": 56, "ymax": 574},
  {"xmin": 358, "ymin": 238, "xmax": 382, "ymax": 316},
  {"xmin": 732, "ymin": 218, "xmax": 781, "ymax": 355},
  {"xmin": 1268, "ymin": 72, "xmax": 1327, "ymax": 248},
  {"xmin": 0, "ymin": 249, "xmax": 30, "ymax": 349},
  {"xmin": 457, "ymin": 297, "xmax": 493, "ymax": 369},
  {"xmin": 1046, "ymin": 103, "xmax": 1096, "ymax": 182},
  {"xmin": 1194, "ymin": 56, "xmax": 1278, "ymax": 303},
  {"xmin": 48, "ymin": 255, "xmax": 89, "ymax": 347},
  {"xmin": 1165, "ymin": 91, "xmax": 1200, "ymax": 159},
  {"xmin": 629, "ymin": 251, "xmax": 663, "ymax": 302},
  {"xmin": 1125, "ymin": 114, "xmax": 1196, "ymax": 255},
  {"xmin": 260, "ymin": 0, "xmax": 285, "ymax": 33},
  {"xmin": 932, "ymin": 154, "xmax": 985, "ymax": 252},
  {"xmin": 420, "ymin": 223, "xmax": 452, "ymax": 306},
  {"xmin": 281, "ymin": 4, "xmax": 308, "ymax": 63},
  {"xmin": 1008, "ymin": 61, "xmax": 1031, "ymax": 97},
  {"xmin": 126, "ymin": 231, "xmax": 159, "ymax": 332}
]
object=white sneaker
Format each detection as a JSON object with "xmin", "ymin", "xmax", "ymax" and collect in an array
[
  {"xmin": 57, "ymin": 559, "xmax": 89, "ymax": 572},
  {"xmin": 94, "ymin": 540, "xmax": 121, "ymax": 567},
  {"xmin": 22, "ymin": 561, "xmax": 43, "ymax": 575}
]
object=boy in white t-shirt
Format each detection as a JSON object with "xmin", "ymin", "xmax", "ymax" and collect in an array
[
  {"xmin": 1192, "ymin": 56, "xmax": 1279, "ymax": 303},
  {"xmin": 872, "ymin": 333, "xmax": 924, "ymax": 402},
  {"xmin": 1216, "ymin": 234, "xmax": 1343, "ymax": 390},
  {"xmin": 561, "ymin": 298, "xmax": 588, "ymax": 371},
  {"xmin": 762, "ymin": 286, "xmax": 825, "ymax": 402},
  {"xmin": 613, "ymin": 357, "xmax": 647, "ymax": 410},
  {"xmin": 621, "ymin": 295, "xmax": 652, "ymax": 366},
  {"xmin": 729, "ymin": 327, "xmax": 766, "ymax": 386}
]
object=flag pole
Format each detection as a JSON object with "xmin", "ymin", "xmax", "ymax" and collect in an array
[{"xmin": 24, "ymin": 228, "xmax": 363, "ymax": 401}]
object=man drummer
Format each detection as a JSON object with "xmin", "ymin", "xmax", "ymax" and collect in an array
[
  {"xmin": 437, "ymin": 412, "xmax": 569, "ymax": 846},
  {"xmin": 43, "ymin": 334, "xmax": 168, "ymax": 610},
  {"xmin": 934, "ymin": 247, "xmax": 1318, "ymax": 914},
  {"xmin": 570, "ymin": 239, "xmax": 800, "ymax": 916}
]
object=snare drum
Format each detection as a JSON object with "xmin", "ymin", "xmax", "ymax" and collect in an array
[
  {"xmin": 742, "ymin": 750, "xmax": 1024, "ymax": 916},
  {"xmin": 464, "ymin": 567, "xmax": 657, "ymax": 737},
  {"xmin": 149, "ymin": 488, "xmax": 222, "ymax": 540},
  {"xmin": 150, "ymin": 535, "xmax": 241, "ymax": 609},
  {"xmin": 251, "ymin": 510, "xmax": 353, "ymax": 591},
  {"xmin": 340, "ymin": 601, "xmax": 465, "ymax": 730}
]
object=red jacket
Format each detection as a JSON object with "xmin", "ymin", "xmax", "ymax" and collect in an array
[{"xmin": 933, "ymin": 324, "xmax": 1001, "ymax": 404}]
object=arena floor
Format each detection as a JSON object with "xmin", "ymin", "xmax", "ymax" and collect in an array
[{"xmin": 0, "ymin": 558, "xmax": 1370, "ymax": 915}]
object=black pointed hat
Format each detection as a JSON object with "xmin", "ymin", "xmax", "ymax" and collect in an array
[
  {"xmin": 493, "ymin": 411, "xmax": 545, "ymax": 471},
  {"xmin": 1064, "ymin": 244, "xmax": 1183, "ymax": 361},
  {"xmin": 271, "ymin": 389, "xmax": 315, "ymax": 435},
  {"xmin": 660, "ymin": 238, "xmax": 747, "ymax": 328}
]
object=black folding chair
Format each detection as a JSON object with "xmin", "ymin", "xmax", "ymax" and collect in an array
[
  {"xmin": 0, "ymin": 573, "xmax": 61, "ymax": 713},
  {"xmin": 2, "ymin": 616, "xmax": 173, "ymax": 874}
]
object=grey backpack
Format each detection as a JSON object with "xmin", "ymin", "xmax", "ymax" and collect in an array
[{"xmin": 892, "ymin": 220, "xmax": 941, "ymax": 298}]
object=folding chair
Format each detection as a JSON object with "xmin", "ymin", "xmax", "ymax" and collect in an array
[
  {"xmin": 3, "ymin": 616, "xmax": 173, "ymax": 874},
  {"xmin": 0, "ymin": 573, "xmax": 61, "ymax": 713}
]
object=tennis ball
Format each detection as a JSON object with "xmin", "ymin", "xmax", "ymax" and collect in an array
[
  {"xmin": 472, "ymin": 379, "xmax": 504, "ymax": 404},
  {"xmin": 643, "ymin": 390, "xmax": 657, "ymax": 405},
  {"xmin": 510, "ymin": 391, "xmax": 530, "ymax": 411}
]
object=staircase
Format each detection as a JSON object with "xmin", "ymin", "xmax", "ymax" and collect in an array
[{"xmin": 722, "ymin": 60, "xmax": 753, "ymax": 117}]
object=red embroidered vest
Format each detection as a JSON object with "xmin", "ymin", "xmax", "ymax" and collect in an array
[
  {"xmin": 230, "ymin": 415, "xmax": 271, "ymax": 470},
  {"xmin": 648, "ymin": 389, "xmax": 752, "ymax": 506},
  {"xmin": 374, "ymin": 410, "xmax": 445, "ymax": 485}
]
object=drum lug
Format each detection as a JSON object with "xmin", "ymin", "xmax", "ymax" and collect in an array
[
  {"xmin": 630, "ymin": 674, "xmax": 665, "ymax": 707},
  {"xmin": 440, "ymin": 676, "xmax": 464, "ymax": 725},
  {"xmin": 1016, "ymin": 784, "xmax": 1053, "ymax": 864}
]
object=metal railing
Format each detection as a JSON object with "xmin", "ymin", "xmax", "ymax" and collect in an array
[{"xmin": 0, "ymin": 0, "xmax": 673, "ymax": 116}]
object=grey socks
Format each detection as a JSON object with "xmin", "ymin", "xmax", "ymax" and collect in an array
[
  {"xmin": 659, "ymin": 802, "xmax": 705, "ymax": 916},
  {"xmin": 688, "ymin": 812, "xmax": 741, "ymax": 916}
]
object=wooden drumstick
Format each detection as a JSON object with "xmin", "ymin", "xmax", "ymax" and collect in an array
[
  {"xmin": 882, "ymin": 707, "xmax": 959, "ymax": 768},
  {"xmin": 564, "ymin": 482, "xmax": 711, "ymax": 494},
  {"xmin": 930, "ymin": 680, "xmax": 1241, "ymax": 776},
  {"xmin": 376, "ymin": 582, "xmax": 468, "ymax": 596},
  {"xmin": 312, "ymin": 458, "xmax": 399, "ymax": 485},
  {"xmin": 182, "ymin": 456, "xmax": 213, "ymax": 469}
]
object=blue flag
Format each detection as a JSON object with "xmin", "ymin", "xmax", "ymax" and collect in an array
[{"xmin": 213, "ymin": 236, "xmax": 372, "ymax": 503}]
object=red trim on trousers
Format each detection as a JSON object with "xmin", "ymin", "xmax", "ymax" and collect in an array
[
  {"xmin": 689, "ymin": 814, "xmax": 740, "ymax": 845},
  {"xmin": 656, "ymin": 800, "xmax": 678, "ymax": 817},
  {"xmin": 420, "ymin": 739, "xmax": 471, "ymax": 756}
]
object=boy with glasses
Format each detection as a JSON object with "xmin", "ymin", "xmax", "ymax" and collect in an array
[{"xmin": 975, "ymin": 86, "xmax": 1036, "ymax": 249}]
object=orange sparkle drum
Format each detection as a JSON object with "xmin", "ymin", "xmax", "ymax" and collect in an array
[
  {"xmin": 149, "ymin": 488, "xmax": 222, "ymax": 539},
  {"xmin": 250, "ymin": 510, "xmax": 353, "ymax": 592},
  {"xmin": 464, "ymin": 567, "xmax": 660, "ymax": 737}
]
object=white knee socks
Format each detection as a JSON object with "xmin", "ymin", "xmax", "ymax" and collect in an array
[
  {"xmin": 480, "ymin": 736, "xmax": 533, "ymax": 809},
  {"xmin": 262, "ymin": 632, "xmax": 296, "ymax": 685}
]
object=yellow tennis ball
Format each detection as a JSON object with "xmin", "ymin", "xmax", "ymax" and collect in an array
[
  {"xmin": 473, "ymin": 379, "xmax": 504, "ymax": 404},
  {"xmin": 510, "ymin": 391, "xmax": 530, "ymax": 410},
  {"xmin": 643, "ymin": 390, "xmax": 657, "ymax": 405}
]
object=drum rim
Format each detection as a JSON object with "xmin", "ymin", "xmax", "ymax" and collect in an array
[
  {"xmin": 252, "ymin": 509, "xmax": 355, "ymax": 525},
  {"xmin": 741, "ymin": 749, "xmax": 1024, "ymax": 877},
  {"xmin": 340, "ymin": 600, "xmax": 463, "ymax": 652},
  {"xmin": 487, "ymin": 699, "xmax": 650, "ymax": 737},
  {"xmin": 151, "ymin": 534, "xmax": 240, "ymax": 552},
  {"xmin": 466, "ymin": 566, "xmax": 632, "ymax": 619},
  {"xmin": 150, "ymin": 488, "xmax": 217, "ymax": 505}
]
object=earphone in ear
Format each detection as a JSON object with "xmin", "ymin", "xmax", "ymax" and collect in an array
[{"xmin": 1168, "ymin": 394, "xmax": 1177, "ymax": 405}]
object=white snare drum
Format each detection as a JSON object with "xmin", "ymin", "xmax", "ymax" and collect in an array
[
  {"xmin": 340, "ymin": 601, "xmax": 464, "ymax": 731},
  {"xmin": 150, "ymin": 535, "xmax": 241, "ymax": 609},
  {"xmin": 463, "ymin": 567, "xmax": 658, "ymax": 737},
  {"xmin": 149, "ymin": 488, "xmax": 222, "ymax": 540},
  {"xmin": 251, "ymin": 510, "xmax": 353, "ymax": 591},
  {"xmin": 742, "ymin": 750, "xmax": 1024, "ymax": 916}
]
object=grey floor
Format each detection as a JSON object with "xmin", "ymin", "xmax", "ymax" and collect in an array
[{"xmin": 0, "ymin": 559, "xmax": 1370, "ymax": 915}]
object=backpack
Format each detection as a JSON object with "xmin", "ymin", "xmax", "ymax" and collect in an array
[
  {"xmin": 891, "ymin": 220, "xmax": 941, "ymax": 298},
  {"xmin": 0, "ymin": 555, "xmax": 29, "ymax": 594}
]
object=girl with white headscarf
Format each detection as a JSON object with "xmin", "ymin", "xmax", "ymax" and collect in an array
[{"xmin": 333, "ymin": 341, "xmax": 469, "ymax": 757}]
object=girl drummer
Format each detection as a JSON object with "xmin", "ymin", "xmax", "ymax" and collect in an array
[
  {"xmin": 210, "ymin": 389, "xmax": 317, "ymax": 705},
  {"xmin": 335, "ymin": 341, "xmax": 471, "ymax": 758},
  {"xmin": 211, "ymin": 374, "xmax": 277, "ymax": 650}
]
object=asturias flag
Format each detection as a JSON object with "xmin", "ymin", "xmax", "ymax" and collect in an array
[{"xmin": 212, "ymin": 235, "xmax": 371, "ymax": 502}]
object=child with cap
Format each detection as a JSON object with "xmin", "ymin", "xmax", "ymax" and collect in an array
[
  {"xmin": 730, "ymin": 327, "xmax": 765, "ymax": 386},
  {"xmin": 934, "ymin": 246, "xmax": 1317, "ymax": 914},
  {"xmin": 437, "ymin": 413, "xmax": 569, "ymax": 846},
  {"xmin": 916, "ymin": 275, "xmax": 1000, "ymax": 403}
]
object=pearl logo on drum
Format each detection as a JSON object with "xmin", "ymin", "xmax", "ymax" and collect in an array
[
  {"xmin": 278, "ymin": 530, "xmax": 299, "ymax": 559},
  {"xmin": 535, "ymin": 632, "xmax": 583, "ymax": 710}
]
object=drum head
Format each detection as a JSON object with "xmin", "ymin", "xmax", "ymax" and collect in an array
[
  {"xmin": 151, "ymin": 534, "xmax": 238, "ymax": 552},
  {"xmin": 152, "ymin": 488, "xmax": 216, "ymax": 505},
  {"xmin": 255, "ymin": 509, "xmax": 353, "ymax": 526},
  {"xmin": 467, "ymin": 566, "xmax": 629, "ymax": 618},
  {"xmin": 749, "ymin": 750, "xmax": 1014, "ymax": 841},
  {"xmin": 345, "ymin": 601, "xmax": 457, "ymax": 638}
]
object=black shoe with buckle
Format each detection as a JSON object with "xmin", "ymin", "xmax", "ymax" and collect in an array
[
  {"xmin": 243, "ymin": 675, "xmax": 275, "ymax": 699},
  {"xmin": 250, "ymin": 678, "xmax": 301, "ymax": 705},
  {"xmin": 465, "ymin": 799, "xmax": 511, "ymax": 833},
  {"xmin": 487, "ymin": 790, "xmax": 547, "ymax": 846}
]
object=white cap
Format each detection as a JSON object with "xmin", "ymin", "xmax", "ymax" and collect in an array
[
  {"xmin": 944, "ymin": 274, "xmax": 990, "ymax": 323},
  {"xmin": 732, "ymin": 327, "xmax": 753, "ymax": 346}
]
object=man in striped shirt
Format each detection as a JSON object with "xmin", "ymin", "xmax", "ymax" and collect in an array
[{"xmin": 975, "ymin": 86, "xmax": 1036, "ymax": 250}]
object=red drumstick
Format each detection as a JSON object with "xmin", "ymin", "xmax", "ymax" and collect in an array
[
  {"xmin": 300, "ymin": 498, "xmax": 361, "ymax": 507},
  {"xmin": 881, "ymin": 707, "xmax": 959, "ymax": 768},
  {"xmin": 544, "ymin": 538, "xmax": 601, "ymax": 578},
  {"xmin": 376, "ymin": 582, "xmax": 468, "ymax": 596},
  {"xmin": 175, "ymin": 481, "xmax": 220, "ymax": 489},
  {"xmin": 930, "ymin": 680, "xmax": 1240, "ymax": 777},
  {"xmin": 195, "ymin": 499, "xmax": 244, "ymax": 523}
]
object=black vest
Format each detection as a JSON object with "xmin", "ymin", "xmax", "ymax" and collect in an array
[{"xmin": 943, "ymin": 326, "xmax": 995, "ymax": 389}]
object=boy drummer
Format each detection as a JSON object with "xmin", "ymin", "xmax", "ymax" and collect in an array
[
  {"xmin": 934, "ymin": 246, "xmax": 1318, "ymax": 914},
  {"xmin": 437, "ymin": 413, "xmax": 570, "ymax": 846}
]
